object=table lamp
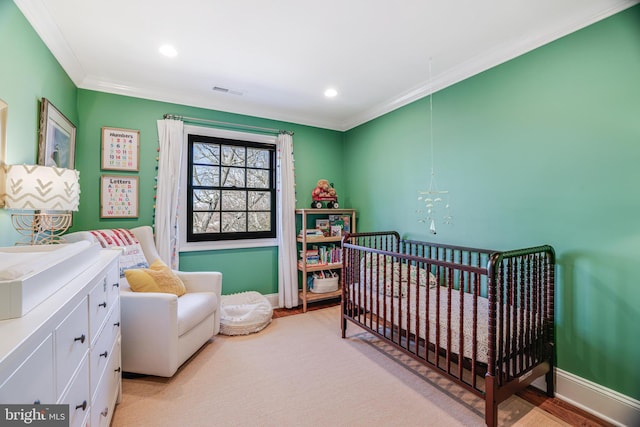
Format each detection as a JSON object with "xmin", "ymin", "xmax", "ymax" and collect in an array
[{"xmin": 2, "ymin": 164, "xmax": 80, "ymax": 244}]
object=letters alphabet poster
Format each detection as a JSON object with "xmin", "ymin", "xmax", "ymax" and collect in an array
[
  {"xmin": 100, "ymin": 175, "xmax": 139, "ymax": 218},
  {"xmin": 101, "ymin": 127, "xmax": 140, "ymax": 171}
]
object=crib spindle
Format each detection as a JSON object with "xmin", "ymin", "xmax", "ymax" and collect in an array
[{"xmin": 342, "ymin": 233, "xmax": 555, "ymax": 427}]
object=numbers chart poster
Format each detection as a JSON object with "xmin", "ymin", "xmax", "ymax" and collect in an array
[
  {"xmin": 101, "ymin": 127, "xmax": 140, "ymax": 171},
  {"xmin": 100, "ymin": 175, "xmax": 139, "ymax": 218}
]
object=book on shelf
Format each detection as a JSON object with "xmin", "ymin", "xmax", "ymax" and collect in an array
[
  {"xmin": 315, "ymin": 219, "xmax": 330, "ymax": 237},
  {"xmin": 300, "ymin": 245, "xmax": 341, "ymax": 265},
  {"xmin": 300, "ymin": 228, "xmax": 324, "ymax": 237},
  {"xmin": 329, "ymin": 214, "xmax": 350, "ymax": 233},
  {"xmin": 300, "ymin": 248, "xmax": 320, "ymax": 265}
]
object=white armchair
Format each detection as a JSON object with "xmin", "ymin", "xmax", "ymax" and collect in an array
[{"xmin": 65, "ymin": 226, "xmax": 222, "ymax": 377}]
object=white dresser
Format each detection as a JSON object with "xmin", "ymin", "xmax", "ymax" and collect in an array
[{"xmin": 0, "ymin": 248, "xmax": 121, "ymax": 427}]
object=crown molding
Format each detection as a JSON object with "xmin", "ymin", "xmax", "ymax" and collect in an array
[
  {"xmin": 78, "ymin": 75, "xmax": 342, "ymax": 131},
  {"xmin": 14, "ymin": 0, "xmax": 86, "ymax": 86},
  {"xmin": 340, "ymin": 0, "xmax": 640, "ymax": 131},
  {"xmin": 15, "ymin": 0, "xmax": 639, "ymax": 133}
]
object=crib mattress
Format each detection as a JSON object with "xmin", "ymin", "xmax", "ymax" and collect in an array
[{"xmin": 351, "ymin": 283, "xmax": 491, "ymax": 364}]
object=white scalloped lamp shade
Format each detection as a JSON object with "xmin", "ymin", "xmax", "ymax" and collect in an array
[{"xmin": 3, "ymin": 164, "xmax": 80, "ymax": 211}]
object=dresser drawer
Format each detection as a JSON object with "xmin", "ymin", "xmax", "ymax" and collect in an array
[
  {"xmin": 55, "ymin": 297, "xmax": 89, "ymax": 397},
  {"xmin": 89, "ymin": 275, "xmax": 111, "ymax": 344},
  {"xmin": 59, "ymin": 355, "xmax": 90, "ymax": 427},
  {"xmin": 0, "ymin": 249, "xmax": 121, "ymax": 427},
  {"xmin": 90, "ymin": 301, "xmax": 120, "ymax": 395},
  {"xmin": 106, "ymin": 262, "xmax": 121, "ymax": 302},
  {"xmin": 91, "ymin": 338, "xmax": 121, "ymax": 427},
  {"xmin": 0, "ymin": 334, "xmax": 54, "ymax": 404}
]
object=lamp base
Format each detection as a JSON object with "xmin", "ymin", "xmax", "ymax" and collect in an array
[{"xmin": 11, "ymin": 212, "xmax": 72, "ymax": 245}]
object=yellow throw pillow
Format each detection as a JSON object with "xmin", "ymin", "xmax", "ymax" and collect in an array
[{"xmin": 124, "ymin": 259, "xmax": 186, "ymax": 297}]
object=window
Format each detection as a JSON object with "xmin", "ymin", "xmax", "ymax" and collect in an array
[{"xmin": 186, "ymin": 133, "xmax": 276, "ymax": 243}]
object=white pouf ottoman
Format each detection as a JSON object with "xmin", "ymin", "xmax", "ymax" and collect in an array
[{"xmin": 219, "ymin": 291, "xmax": 273, "ymax": 336}]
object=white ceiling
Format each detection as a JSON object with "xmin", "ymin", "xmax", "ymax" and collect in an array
[{"xmin": 15, "ymin": 0, "xmax": 639, "ymax": 131}]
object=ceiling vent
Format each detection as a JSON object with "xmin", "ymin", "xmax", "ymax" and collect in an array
[{"xmin": 212, "ymin": 86, "xmax": 243, "ymax": 96}]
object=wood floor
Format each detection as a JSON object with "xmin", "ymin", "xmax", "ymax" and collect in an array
[{"xmin": 273, "ymin": 299, "xmax": 613, "ymax": 427}]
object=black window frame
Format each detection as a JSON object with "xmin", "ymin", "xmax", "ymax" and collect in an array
[{"xmin": 186, "ymin": 133, "xmax": 276, "ymax": 242}]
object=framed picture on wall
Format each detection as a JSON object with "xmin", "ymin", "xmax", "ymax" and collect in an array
[
  {"xmin": 38, "ymin": 98, "xmax": 76, "ymax": 169},
  {"xmin": 100, "ymin": 175, "xmax": 139, "ymax": 218},
  {"xmin": 101, "ymin": 127, "xmax": 140, "ymax": 171}
]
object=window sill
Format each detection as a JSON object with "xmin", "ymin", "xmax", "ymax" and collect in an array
[{"xmin": 179, "ymin": 238, "xmax": 278, "ymax": 252}]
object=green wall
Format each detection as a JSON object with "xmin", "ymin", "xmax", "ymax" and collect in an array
[
  {"xmin": 75, "ymin": 90, "xmax": 344, "ymax": 296},
  {"xmin": 344, "ymin": 6, "xmax": 640, "ymax": 400},
  {"xmin": 0, "ymin": 0, "xmax": 78, "ymax": 246}
]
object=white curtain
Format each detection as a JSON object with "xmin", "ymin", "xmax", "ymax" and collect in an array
[
  {"xmin": 155, "ymin": 119, "xmax": 184, "ymax": 269},
  {"xmin": 277, "ymin": 132, "xmax": 298, "ymax": 308}
]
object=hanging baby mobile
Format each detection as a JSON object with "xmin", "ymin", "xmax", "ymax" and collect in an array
[{"xmin": 417, "ymin": 58, "xmax": 452, "ymax": 234}]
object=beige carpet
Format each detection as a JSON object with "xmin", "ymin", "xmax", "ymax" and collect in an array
[{"xmin": 111, "ymin": 306, "xmax": 568, "ymax": 427}]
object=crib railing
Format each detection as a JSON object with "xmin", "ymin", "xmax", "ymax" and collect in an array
[
  {"xmin": 487, "ymin": 246, "xmax": 555, "ymax": 386},
  {"xmin": 342, "ymin": 231, "xmax": 555, "ymax": 401}
]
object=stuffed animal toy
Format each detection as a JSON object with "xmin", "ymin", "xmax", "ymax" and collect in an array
[
  {"xmin": 312, "ymin": 179, "xmax": 331, "ymax": 198},
  {"xmin": 311, "ymin": 179, "xmax": 339, "ymax": 208}
]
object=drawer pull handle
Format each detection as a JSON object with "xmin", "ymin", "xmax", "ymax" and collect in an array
[
  {"xmin": 75, "ymin": 401, "xmax": 87, "ymax": 411},
  {"xmin": 98, "ymin": 301, "xmax": 107, "ymax": 308},
  {"xmin": 74, "ymin": 334, "xmax": 86, "ymax": 344},
  {"xmin": 100, "ymin": 351, "xmax": 108, "ymax": 358},
  {"xmin": 115, "ymin": 367, "xmax": 122, "ymax": 373},
  {"xmin": 112, "ymin": 282, "xmax": 120, "ymax": 288},
  {"xmin": 114, "ymin": 322, "xmax": 120, "ymax": 327},
  {"xmin": 101, "ymin": 408, "xmax": 109, "ymax": 417}
]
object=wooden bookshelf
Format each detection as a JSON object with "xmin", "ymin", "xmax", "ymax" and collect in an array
[{"xmin": 295, "ymin": 208, "xmax": 356, "ymax": 312}]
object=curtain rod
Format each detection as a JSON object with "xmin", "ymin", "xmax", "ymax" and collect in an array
[{"xmin": 163, "ymin": 114, "xmax": 293, "ymax": 135}]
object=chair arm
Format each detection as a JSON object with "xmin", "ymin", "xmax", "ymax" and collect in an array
[
  {"xmin": 119, "ymin": 290, "xmax": 180, "ymax": 376},
  {"xmin": 175, "ymin": 271, "xmax": 222, "ymax": 296},
  {"xmin": 174, "ymin": 271, "xmax": 222, "ymax": 336},
  {"xmin": 120, "ymin": 290, "xmax": 179, "ymax": 330}
]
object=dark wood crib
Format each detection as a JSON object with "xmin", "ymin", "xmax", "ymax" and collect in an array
[{"xmin": 341, "ymin": 231, "xmax": 555, "ymax": 427}]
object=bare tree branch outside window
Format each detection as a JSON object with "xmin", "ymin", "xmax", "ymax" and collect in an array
[{"xmin": 187, "ymin": 134, "xmax": 276, "ymax": 242}]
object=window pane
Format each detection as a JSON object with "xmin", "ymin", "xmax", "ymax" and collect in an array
[
  {"xmin": 193, "ymin": 212, "xmax": 220, "ymax": 233},
  {"xmin": 221, "ymin": 212, "xmax": 246, "ymax": 233},
  {"xmin": 248, "ymin": 191, "xmax": 270, "ymax": 210},
  {"xmin": 193, "ymin": 165, "xmax": 219, "ymax": 186},
  {"xmin": 221, "ymin": 145, "xmax": 245, "ymax": 166},
  {"xmin": 221, "ymin": 167, "xmax": 245, "ymax": 187},
  {"xmin": 193, "ymin": 190, "xmax": 220, "ymax": 211},
  {"xmin": 248, "ymin": 212, "xmax": 271, "ymax": 232},
  {"xmin": 247, "ymin": 148, "xmax": 269, "ymax": 168},
  {"xmin": 221, "ymin": 190, "xmax": 246, "ymax": 210},
  {"xmin": 247, "ymin": 169, "xmax": 269, "ymax": 188},
  {"xmin": 193, "ymin": 142, "xmax": 219, "ymax": 165},
  {"xmin": 187, "ymin": 133, "xmax": 276, "ymax": 242}
]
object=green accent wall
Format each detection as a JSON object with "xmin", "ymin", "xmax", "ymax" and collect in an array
[
  {"xmin": 344, "ymin": 6, "xmax": 640, "ymax": 399},
  {"xmin": 0, "ymin": 0, "xmax": 78, "ymax": 246},
  {"xmin": 74, "ymin": 89, "xmax": 344, "ymax": 296}
]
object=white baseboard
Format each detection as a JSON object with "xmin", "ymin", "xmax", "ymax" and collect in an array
[
  {"xmin": 265, "ymin": 293, "xmax": 279, "ymax": 308},
  {"xmin": 266, "ymin": 292, "xmax": 639, "ymax": 426},
  {"xmin": 531, "ymin": 368, "xmax": 640, "ymax": 426}
]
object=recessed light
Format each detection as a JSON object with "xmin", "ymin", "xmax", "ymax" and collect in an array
[
  {"xmin": 159, "ymin": 44, "xmax": 177, "ymax": 58},
  {"xmin": 324, "ymin": 88, "xmax": 338, "ymax": 98}
]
